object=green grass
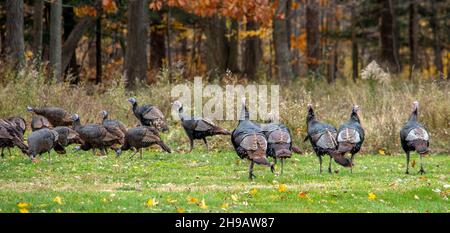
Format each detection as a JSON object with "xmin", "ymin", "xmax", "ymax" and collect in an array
[{"xmin": 0, "ymin": 146, "xmax": 448, "ymax": 213}]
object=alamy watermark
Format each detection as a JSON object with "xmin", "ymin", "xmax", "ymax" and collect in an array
[{"xmin": 171, "ymin": 77, "xmax": 280, "ymax": 122}]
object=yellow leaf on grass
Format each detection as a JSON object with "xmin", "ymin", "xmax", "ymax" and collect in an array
[
  {"xmin": 378, "ymin": 149, "xmax": 385, "ymax": 155},
  {"xmin": 199, "ymin": 199, "xmax": 208, "ymax": 209},
  {"xmin": 146, "ymin": 198, "xmax": 158, "ymax": 207},
  {"xmin": 249, "ymin": 188, "xmax": 258, "ymax": 196},
  {"xmin": 368, "ymin": 192, "xmax": 377, "ymax": 200},
  {"xmin": 187, "ymin": 197, "xmax": 199, "ymax": 204},
  {"xmin": 231, "ymin": 194, "xmax": 239, "ymax": 202},
  {"xmin": 19, "ymin": 208, "xmax": 29, "ymax": 213},
  {"xmin": 176, "ymin": 207, "xmax": 185, "ymax": 213},
  {"xmin": 219, "ymin": 203, "xmax": 229, "ymax": 210},
  {"xmin": 17, "ymin": 202, "xmax": 31, "ymax": 208},
  {"xmin": 53, "ymin": 196, "xmax": 63, "ymax": 205},
  {"xmin": 278, "ymin": 184, "xmax": 287, "ymax": 193}
]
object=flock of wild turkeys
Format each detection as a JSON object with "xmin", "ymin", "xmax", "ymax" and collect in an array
[{"xmin": 0, "ymin": 98, "xmax": 429, "ymax": 180}]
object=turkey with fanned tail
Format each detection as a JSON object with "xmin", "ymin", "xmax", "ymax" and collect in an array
[
  {"xmin": 231, "ymin": 98, "xmax": 274, "ymax": 180},
  {"xmin": 400, "ymin": 101, "xmax": 429, "ymax": 174},
  {"xmin": 261, "ymin": 113, "xmax": 301, "ymax": 175},
  {"xmin": 337, "ymin": 105, "xmax": 365, "ymax": 173}
]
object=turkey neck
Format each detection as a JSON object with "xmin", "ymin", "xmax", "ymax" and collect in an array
[
  {"xmin": 408, "ymin": 107, "xmax": 418, "ymax": 122},
  {"xmin": 349, "ymin": 111, "xmax": 360, "ymax": 124},
  {"xmin": 239, "ymin": 105, "xmax": 250, "ymax": 122},
  {"xmin": 132, "ymin": 102, "xmax": 139, "ymax": 115},
  {"xmin": 73, "ymin": 119, "xmax": 81, "ymax": 129}
]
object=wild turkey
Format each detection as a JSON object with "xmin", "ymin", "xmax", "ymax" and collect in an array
[
  {"xmin": 27, "ymin": 106, "xmax": 73, "ymax": 127},
  {"xmin": 400, "ymin": 101, "xmax": 429, "ymax": 174},
  {"xmin": 127, "ymin": 97, "xmax": 168, "ymax": 132},
  {"xmin": 172, "ymin": 100, "xmax": 230, "ymax": 152},
  {"xmin": 231, "ymin": 98, "xmax": 274, "ymax": 180},
  {"xmin": 31, "ymin": 115, "xmax": 52, "ymax": 131},
  {"xmin": 121, "ymin": 126, "xmax": 171, "ymax": 159},
  {"xmin": 336, "ymin": 105, "xmax": 365, "ymax": 173},
  {"xmin": 0, "ymin": 117, "xmax": 26, "ymax": 157},
  {"xmin": 72, "ymin": 114, "xmax": 124, "ymax": 156},
  {"xmin": 4, "ymin": 117, "xmax": 26, "ymax": 135},
  {"xmin": 0, "ymin": 122, "xmax": 28, "ymax": 157},
  {"xmin": 261, "ymin": 113, "xmax": 301, "ymax": 175},
  {"xmin": 27, "ymin": 128, "xmax": 65, "ymax": 162},
  {"xmin": 304, "ymin": 104, "xmax": 352, "ymax": 173},
  {"xmin": 101, "ymin": 110, "xmax": 127, "ymax": 134},
  {"xmin": 53, "ymin": 126, "xmax": 84, "ymax": 147}
]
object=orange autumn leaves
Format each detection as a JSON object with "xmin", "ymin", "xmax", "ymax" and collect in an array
[
  {"xmin": 155, "ymin": 0, "xmax": 275, "ymax": 25},
  {"xmin": 74, "ymin": 0, "xmax": 118, "ymax": 18}
]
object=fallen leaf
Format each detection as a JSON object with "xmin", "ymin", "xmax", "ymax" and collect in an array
[
  {"xmin": 249, "ymin": 188, "xmax": 258, "ymax": 196},
  {"xmin": 414, "ymin": 195, "xmax": 420, "ymax": 200},
  {"xmin": 17, "ymin": 202, "xmax": 31, "ymax": 208},
  {"xmin": 411, "ymin": 160, "xmax": 416, "ymax": 168},
  {"xmin": 368, "ymin": 192, "xmax": 377, "ymax": 200},
  {"xmin": 176, "ymin": 207, "xmax": 185, "ymax": 213},
  {"xmin": 278, "ymin": 184, "xmax": 287, "ymax": 193},
  {"xmin": 53, "ymin": 196, "xmax": 63, "ymax": 205},
  {"xmin": 219, "ymin": 203, "xmax": 229, "ymax": 210},
  {"xmin": 378, "ymin": 149, "xmax": 385, "ymax": 155},
  {"xmin": 231, "ymin": 194, "xmax": 239, "ymax": 202},
  {"xmin": 146, "ymin": 198, "xmax": 158, "ymax": 207},
  {"xmin": 298, "ymin": 192, "xmax": 308, "ymax": 199},
  {"xmin": 187, "ymin": 197, "xmax": 199, "ymax": 204},
  {"xmin": 19, "ymin": 208, "xmax": 29, "ymax": 213}
]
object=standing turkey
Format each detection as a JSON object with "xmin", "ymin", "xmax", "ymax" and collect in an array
[
  {"xmin": 400, "ymin": 101, "xmax": 429, "ymax": 174},
  {"xmin": 304, "ymin": 104, "xmax": 352, "ymax": 173},
  {"xmin": 261, "ymin": 113, "xmax": 301, "ymax": 175},
  {"xmin": 27, "ymin": 128, "xmax": 65, "ymax": 162},
  {"xmin": 72, "ymin": 114, "xmax": 124, "ymax": 156},
  {"xmin": 127, "ymin": 97, "xmax": 168, "ymax": 132},
  {"xmin": 0, "ymin": 121, "xmax": 28, "ymax": 157},
  {"xmin": 53, "ymin": 126, "xmax": 84, "ymax": 147},
  {"xmin": 172, "ymin": 100, "xmax": 230, "ymax": 152},
  {"xmin": 336, "ymin": 105, "xmax": 365, "ymax": 173},
  {"xmin": 101, "ymin": 110, "xmax": 127, "ymax": 134},
  {"xmin": 27, "ymin": 106, "xmax": 73, "ymax": 127},
  {"xmin": 121, "ymin": 126, "xmax": 171, "ymax": 159},
  {"xmin": 31, "ymin": 115, "xmax": 52, "ymax": 131},
  {"xmin": 231, "ymin": 98, "xmax": 274, "ymax": 180}
]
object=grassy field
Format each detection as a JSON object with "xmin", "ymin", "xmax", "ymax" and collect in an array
[{"xmin": 0, "ymin": 145, "xmax": 448, "ymax": 213}]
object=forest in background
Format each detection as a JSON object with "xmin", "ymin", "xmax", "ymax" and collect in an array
[
  {"xmin": 0, "ymin": 0, "xmax": 449, "ymax": 154},
  {"xmin": 0, "ymin": 0, "xmax": 448, "ymax": 87}
]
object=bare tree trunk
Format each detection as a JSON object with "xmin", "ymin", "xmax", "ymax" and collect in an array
[
  {"xmin": 61, "ymin": 17, "xmax": 95, "ymax": 74},
  {"xmin": 273, "ymin": 0, "xmax": 292, "ymax": 83},
  {"xmin": 166, "ymin": 8, "xmax": 172, "ymax": 82},
  {"xmin": 5, "ymin": 0, "xmax": 25, "ymax": 67},
  {"xmin": 408, "ymin": 0, "xmax": 418, "ymax": 74},
  {"xmin": 306, "ymin": 0, "xmax": 320, "ymax": 73},
  {"xmin": 150, "ymin": 13, "xmax": 165, "ymax": 71},
  {"xmin": 379, "ymin": 0, "xmax": 400, "ymax": 73},
  {"xmin": 243, "ymin": 21, "xmax": 262, "ymax": 80},
  {"xmin": 50, "ymin": 0, "xmax": 62, "ymax": 82},
  {"xmin": 203, "ymin": 15, "xmax": 235, "ymax": 77},
  {"xmin": 124, "ymin": 0, "xmax": 148, "ymax": 90},
  {"xmin": 227, "ymin": 19, "xmax": 240, "ymax": 73},
  {"xmin": 351, "ymin": 1, "xmax": 358, "ymax": 82},
  {"xmin": 32, "ymin": 0, "xmax": 44, "ymax": 57},
  {"xmin": 63, "ymin": 6, "xmax": 80, "ymax": 83},
  {"xmin": 326, "ymin": 0, "xmax": 337, "ymax": 83},
  {"xmin": 95, "ymin": 6, "xmax": 102, "ymax": 84},
  {"xmin": 430, "ymin": 0, "xmax": 443, "ymax": 79},
  {"xmin": 291, "ymin": 0, "xmax": 301, "ymax": 76}
]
